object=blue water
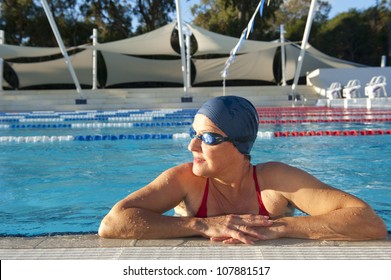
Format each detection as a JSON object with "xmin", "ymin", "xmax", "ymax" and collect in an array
[{"xmin": 0, "ymin": 109, "xmax": 390, "ymax": 236}]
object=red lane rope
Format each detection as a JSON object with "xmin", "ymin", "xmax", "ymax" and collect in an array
[
  {"xmin": 257, "ymin": 107, "xmax": 391, "ymax": 137},
  {"xmin": 274, "ymin": 130, "xmax": 391, "ymax": 137},
  {"xmin": 256, "ymin": 107, "xmax": 391, "ymax": 118},
  {"xmin": 259, "ymin": 118, "xmax": 391, "ymax": 124},
  {"xmin": 256, "ymin": 107, "xmax": 391, "ymax": 124},
  {"xmin": 256, "ymin": 107, "xmax": 390, "ymax": 113}
]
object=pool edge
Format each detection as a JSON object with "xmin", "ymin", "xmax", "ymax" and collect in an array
[{"xmin": 0, "ymin": 234, "xmax": 390, "ymax": 260}]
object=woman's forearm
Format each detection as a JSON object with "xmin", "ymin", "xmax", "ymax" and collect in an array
[
  {"xmin": 98, "ymin": 207, "xmax": 200, "ymax": 239},
  {"xmin": 270, "ymin": 207, "xmax": 387, "ymax": 241}
]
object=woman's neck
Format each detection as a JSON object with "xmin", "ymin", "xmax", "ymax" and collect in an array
[{"xmin": 210, "ymin": 161, "xmax": 253, "ymax": 192}]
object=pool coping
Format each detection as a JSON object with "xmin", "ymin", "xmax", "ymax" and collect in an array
[{"xmin": 1, "ymin": 234, "xmax": 390, "ymax": 260}]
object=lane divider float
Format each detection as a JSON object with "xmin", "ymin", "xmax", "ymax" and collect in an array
[
  {"xmin": 259, "ymin": 118, "xmax": 391, "ymax": 124},
  {"xmin": 0, "ymin": 133, "xmax": 190, "ymax": 143},
  {"xmin": 274, "ymin": 129, "xmax": 391, "ymax": 137},
  {"xmin": 0, "ymin": 121, "xmax": 192, "ymax": 130},
  {"xmin": 2, "ymin": 129, "xmax": 390, "ymax": 143}
]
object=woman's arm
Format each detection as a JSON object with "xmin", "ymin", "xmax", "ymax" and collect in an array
[
  {"xmin": 218, "ymin": 162, "xmax": 387, "ymax": 244},
  {"xmin": 99, "ymin": 206, "xmax": 199, "ymax": 239},
  {"xmin": 258, "ymin": 162, "xmax": 387, "ymax": 241},
  {"xmin": 251, "ymin": 206, "xmax": 387, "ymax": 241},
  {"xmin": 98, "ymin": 163, "xmax": 195, "ymax": 239}
]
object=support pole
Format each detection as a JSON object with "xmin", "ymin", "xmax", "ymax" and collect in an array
[
  {"xmin": 280, "ymin": 24, "xmax": 287, "ymax": 86},
  {"xmin": 40, "ymin": 0, "xmax": 86, "ymax": 104},
  {"xmin": 0, "ymin": 30, "xmax": 4, "ymax": 92},
  {"xmin": 92, "ymin": 28, "xmax": 98, "ymax": 90},
  {"xmin": 380, "ymin": 55, "xmax": 386, "ymax": 67},
  {"xmin": 185, "ymin": 29, "xmax": 192, "ymax": 89},
  {"xmin": 290, "ymin": 0, "xmax": 317, "ymax": 104},
  {"xmin": 175, "ymin": 0, "xmax": 192, "ymax": 102}
]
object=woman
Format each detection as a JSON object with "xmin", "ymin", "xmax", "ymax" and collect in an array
[{"xmin": 99, "ymin": 96, "xmax": 387, "ymax": 244}]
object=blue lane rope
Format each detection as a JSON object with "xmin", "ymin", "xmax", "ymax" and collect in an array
[
  {"xmin": 0, "ymin": 133, "xmax": 191, "ymax": 143},
  {"xmin": 74, "ymin": 134, "xmax": 174, "ymax": 141},
  {"xmin": 0, "ymin": 121, "xmax": 192, "ymax": 130},
  {"xmin": 0, "ymin": 109, "xmax": 197, "ymax": 123}
]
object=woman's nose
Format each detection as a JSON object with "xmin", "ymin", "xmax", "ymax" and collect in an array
[{"xmin": 188, "ymin": 137, "xmax": 202, "ymax": 152}]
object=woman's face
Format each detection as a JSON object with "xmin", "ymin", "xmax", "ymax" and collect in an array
[{"xmin": 188, "ymin": 114, "xmax": 242, "ymax": 177}]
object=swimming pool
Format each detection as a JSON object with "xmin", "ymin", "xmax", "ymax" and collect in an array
[{"xmin": 0, "ymin": 107, "xmax": 390, "ymax": 236}]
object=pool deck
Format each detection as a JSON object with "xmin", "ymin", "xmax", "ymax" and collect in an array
[{"xmin": 1, "ymin": 234, "xmax": 390, "ymax": 260}]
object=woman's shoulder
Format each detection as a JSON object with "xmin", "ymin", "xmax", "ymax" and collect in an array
[
  {"xmin": 159, "ymin": 162, "xmax": 203, "ymax": 185},
  {"xmin": 163, "ymin": 162, "xmax": 195, "ymax": 177},
  {"xmin": 254, "ymin": 161, "xmax": 322, "ymax": 192},
  {"xmin": 255, "ymin": 161, "xmax": 291, "ymax": 172},
  {"xmin": 254, "ymin": 161, "xmax": 301, "ymax": 187}
]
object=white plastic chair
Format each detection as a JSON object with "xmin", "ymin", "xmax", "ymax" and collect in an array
[
  {"xmin": 342, "ymin": 79, "xmax": 361, "ymax": 99},
  {"xmin": 365, "ymin": 75, "xmax": 387, "ymax": 98},
  {"xmin": 325, "ymin": 82, "xmax": 342, "ymax": 99}
]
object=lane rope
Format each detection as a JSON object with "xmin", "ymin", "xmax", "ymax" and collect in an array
[
  {"xmin": 1, "ymin": 130, "xmax": 390, "ymax": 143},
  {"xmin": 274, "ymin": 129, "xmax": 391, "ymax": 137}
]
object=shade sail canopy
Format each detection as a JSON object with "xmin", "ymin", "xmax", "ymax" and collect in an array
[{"xmin": 1, "ymin": 22, "xmax": 363, "ymax": 90}]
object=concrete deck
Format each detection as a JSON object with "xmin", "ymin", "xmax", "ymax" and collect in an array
[
  {"xmin": 1, "ymin": 234, "xmax": 390, "ymax": 260},
  {"xmin": 0, "ymin": 85, "xmax": 320, "ymax": 112}
]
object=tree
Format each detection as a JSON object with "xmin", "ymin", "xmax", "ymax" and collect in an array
[
  {"xmin": 363, "ymin": 0, "xmax": 391, "ymax": 65},
  {"xmin": 314, "ymin": 11, "xmax": 370, "ymax": 63},
  {"xmin": 272, "ymin": 0, "xmax": 331, "ymax": 42},
  {"xmin": 191, "ymin": 0, "xmax": 283, "ymax": 40},
  {"xmin": 1, "ymin": 0, "xmax": 40, "ymax": 45},
  {"xmin": 80, "ymin": 0, "xmax": 133, "ymax": 42},
  {"xmin": 132, "ymin": 0, "xmax": 176, "ymax": 34},
  {"xmin": 314, "ymin": 2, "xmax": 391, "ymax": 66},
  {"xmin": 1, "ymin": 0, "xmax": 94, "ymax": 46}
]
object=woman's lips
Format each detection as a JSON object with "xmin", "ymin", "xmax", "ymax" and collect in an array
[{"xmin": 193, "ymin": 157, "xmax": 205, "ymax": 164}]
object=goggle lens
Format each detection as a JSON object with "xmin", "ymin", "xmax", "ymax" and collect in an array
[{"xmin": 189, "ymin": 127, "xmax": 230, "ymax": 146}]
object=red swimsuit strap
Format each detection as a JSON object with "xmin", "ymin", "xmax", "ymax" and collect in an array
[
  {"xmin": 253, "ymin": 165, "xmax": 269, "ymax": 216},
  {"xmin": 194, "ymin": 179, "xmax": 209, "ymax": 218}
]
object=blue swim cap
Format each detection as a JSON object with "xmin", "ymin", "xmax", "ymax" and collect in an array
[{"xmin": 197, "ymin": 96, "xmax": 259, "ymax": 155}]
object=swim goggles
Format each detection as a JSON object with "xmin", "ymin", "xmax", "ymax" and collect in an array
[{"xmin": 189, "ymin": 127, "xmax": 231, "ymax": 146}]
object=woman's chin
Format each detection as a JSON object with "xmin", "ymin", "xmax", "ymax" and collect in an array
[{"xmin": 192, "ymin": 163, "xmax": 207, "ymax": 177}]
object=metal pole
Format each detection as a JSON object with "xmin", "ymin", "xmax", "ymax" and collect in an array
[
  {"xmin": 40, "ymin": 0, "xmax": 86, "ymax": 103},
  {"xmin": 175, "ymin": 0, "xmax": 191, "ymax": 102},
  {"xmin": 381, "ymin": 55, "xmax": 386, "ymax": 67},
  {"xmin": 280, "ymin": 24, "xmax": 287, "ymax": 86},
  {"xmin": 0, "ymin": 30, "xmax": 4, "ymax": 91},
  {"xmin": 185, "ymin": 27, "xmax": 192, "ymax": 89},
  {"xmin": 92, "ymin": 28, "xmax": 98, "ymax": 90},
  {"xmin": 290, "ymin": 0, "xmax": 317, "ymax": 96}
]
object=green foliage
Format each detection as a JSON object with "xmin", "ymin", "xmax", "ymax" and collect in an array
[
  {"xmin": 132, "ymin": 0, "xmax": 175, "ymax": 34},
  {"xmin": 269, "ymin": 0, "xmax": 330, "ymax": 42},
  {"xmin": 79, "ymin": 0, "xmax": 133, "ymax": 42},
  {"xmin": 0, "ymin": 0, "xmax": 175, "ymax": 45},
  {"xmin": 192, "ymin": 0, "xmax": 283, "ymax": 40},
  {"xmin": 1, "ymin": 0, "xmax": 41, "ymax": 45},
  {"xmin": 314, "ymin": 3, "xmax": 391, "ymax": 65},
  {"xmin": 0, "ymin": 0, "xmax": 390, "ymax": 65}
]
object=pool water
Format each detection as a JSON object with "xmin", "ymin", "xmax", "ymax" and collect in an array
[{"xmin": 0, "ymin": 108, "xmax": 390, "ymax": 236}]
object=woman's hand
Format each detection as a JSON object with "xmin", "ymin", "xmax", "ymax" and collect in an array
[{"xmin": 195, "ymin": 214, "xmax": 273, "ymax": 244}]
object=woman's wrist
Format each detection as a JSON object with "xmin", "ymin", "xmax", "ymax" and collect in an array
[
  {"xmin": 190, "ymin": 217, "xmax": 208, "ymax": 237},
  {"xmin": 269, "ymin": 217, "xmax": 288, "ymax": 239}
]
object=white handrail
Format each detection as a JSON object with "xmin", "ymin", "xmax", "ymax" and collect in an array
[
  {"xmin": 40, "ymin": 0, "xmax": 85, "ymax": 101},
  {"xmin": 290, "ymin": 0, "xmax": 318, "ymax": 103}
]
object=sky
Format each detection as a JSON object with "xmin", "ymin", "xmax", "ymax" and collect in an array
[{"xmin": 179, "ymin": 0, "xmax": 380, "ymax": 22}]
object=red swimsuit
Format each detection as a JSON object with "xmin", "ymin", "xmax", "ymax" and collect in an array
[{"xmin": 195, "ymin": 166, "xmax": 269, "ymax": 217}]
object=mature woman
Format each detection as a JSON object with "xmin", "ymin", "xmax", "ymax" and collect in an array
[{"xmin": 99, "ymin": 96, "xmax": 387, "ymax": 244}]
